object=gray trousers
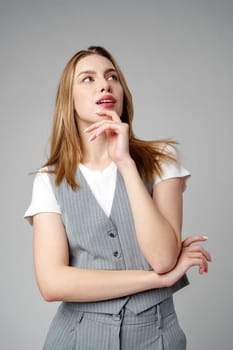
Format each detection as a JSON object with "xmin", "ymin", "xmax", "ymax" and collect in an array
[{"xmin": 43, "ymin": 297, "xmax": 186, "ymax": 349}]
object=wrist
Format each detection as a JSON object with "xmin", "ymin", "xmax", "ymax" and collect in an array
[
  {"xmin": 160, "ymin": 273, "xmax": 171, "ymax": 288},
  {"xmin": 148, "ymin": 271, "xmax": 170, "ymax": 289},
  {"xmin": 157, "ymin": 273, "xmax": 170, "ymax": 288},
  {"xmin": 115, "ymin": 157, "xmax": 136, "ymax": 174}
]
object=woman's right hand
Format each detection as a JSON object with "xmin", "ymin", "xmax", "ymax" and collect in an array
[{"xmin": 162, "ymin": 235, "xmax": 212, "ymax": 287}]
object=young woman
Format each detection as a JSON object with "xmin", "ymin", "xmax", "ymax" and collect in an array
[{"xmin": 25, "ymin": 46, "xmax": 211, "ymax": 349}]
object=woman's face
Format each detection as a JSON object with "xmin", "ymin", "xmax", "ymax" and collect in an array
[{"xmin": 73, "ymin": 54, "xmax": 124, "ymax": 128}]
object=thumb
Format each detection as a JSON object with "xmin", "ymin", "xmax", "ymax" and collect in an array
[{"xmin": 182, "ymin": 235, "xmax": 208, "ymax": 248}]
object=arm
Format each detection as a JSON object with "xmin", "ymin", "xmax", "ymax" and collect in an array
[
  {"xmin": 85, "ymin": 112, "xmax": 183, "ymax": 274},
  {"xmin": 33, "ymin": 212, "xmax": 167, "ymax": 302},
  {"xmin": 118, "ymin": 160, "xmax": 183, "ymax": 274},
  {"xmin": 33, "ymin": 213, "xmax": 210, "ymax": 302},
  {"xmin": 163, "ymin": 235, "xmax": 212, "ymax": 287}
]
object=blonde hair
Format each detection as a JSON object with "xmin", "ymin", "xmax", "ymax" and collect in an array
[{"xmin": 43, "ymin": 46, "xmax": 176, "ymax": 190}]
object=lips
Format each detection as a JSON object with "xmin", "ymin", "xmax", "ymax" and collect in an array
[{"xmin": 96, "ymin": 95, "xmax": 116, "ymax": 106}]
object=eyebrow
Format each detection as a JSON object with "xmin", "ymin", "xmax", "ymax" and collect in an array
[{"xmin": 77, "ymin": 68, "xmax": 117, "ymax": 77}]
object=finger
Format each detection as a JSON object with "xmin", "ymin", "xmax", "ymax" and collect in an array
[
  {"xmin": 95, "ymin": 123, "xmax": 124, "ymax": 137},
  {"xmin": 84, "ymin": 120, "xmax": 113, "ymax": 133},
  {"xmin": 84, "ymin": 119, "xmax": 121, "ymax": 134},
  {"xmin": 87, "ymin": 133, "xmax": 97, "ymax": 142},
  {"xmin": 96, "ymin": 110, "xmax": 121, "ymax": 122},
  {"xmin": 87, "ymin": 123, "xmax": 123, "ymax": 142},
  {"xmin": 196, "ymin": 247, "xmax": 212, "ymax": 262},
  {"xmin": 186, "ymin": 257, "xmax": 205, "ymax": 271},
  {"xmin": 182, "ymin": 235, "xmax": 208, "ymax": 247},
  {"xmin": 204, "ymin": 249, "xmax": 212, "ymax": 262},
  {"xmin": 199, "ymin": 256, "xmax": 209, "ymax": 274},
  {"xmin": 184, "ymin": 255, "xmax": 207, "ymax": 274},
  {"xmin": 188, "ymin": 245, "xmax": 212, "ymax": 262},
  {"xmin": 185, "ymin": 251, "xmax": 209, "ymax": 274}
]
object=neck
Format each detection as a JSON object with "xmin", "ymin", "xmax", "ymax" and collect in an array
[{"xmin": 79, "ymin": 125, "xmax": 111, "ymax": 170}]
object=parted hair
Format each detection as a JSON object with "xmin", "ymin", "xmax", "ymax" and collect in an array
[{"xmin": 43, "ymin": 46, "xmax": 176, "ymax": 190}]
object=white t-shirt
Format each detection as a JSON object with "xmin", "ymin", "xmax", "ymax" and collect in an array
[{"xmin": 24, "ymin": 157, "xmax": 191, "ymax": 225}]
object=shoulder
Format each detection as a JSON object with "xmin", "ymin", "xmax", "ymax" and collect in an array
[
  {"xmin": 34, "ymin": 166, "xmax": 51, "ymax": 184},
  {"xmin": 24, "ymin": 167, "xmax": 61, "ymax": 225},
  {"xmin": 154, "ymin": 144, "xmax": 191, "ymax": 190}
]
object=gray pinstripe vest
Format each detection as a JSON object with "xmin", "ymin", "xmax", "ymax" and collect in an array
[{"xmin": 49, "ymin": 167, "xmax": 189, "ymax": 315}]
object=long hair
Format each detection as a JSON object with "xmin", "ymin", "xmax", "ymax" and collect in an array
[{"xmin": 43, "ymin": 46, "xmax": 176, "ymax": 190}]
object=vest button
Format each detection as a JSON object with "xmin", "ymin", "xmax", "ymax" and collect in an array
[
  {"xmin": 113, "ymin": 251, "xmax": 121, "ymax": 258},
  {"xmin": 108, "ymin": 231, "xmax": 116, "ymax": 238}
]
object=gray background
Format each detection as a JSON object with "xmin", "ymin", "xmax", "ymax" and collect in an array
[{"xmin": 0, "ymin": 0, "xmax": 232, "ymax": 349}]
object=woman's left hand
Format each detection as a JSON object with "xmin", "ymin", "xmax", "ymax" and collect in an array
[
  {"xmin": 162, "ymin": 235, "xmax": 212, "ymax": 287},
  {"xmin": 84, "ymin": 110, "xmax": 131, "ymax": 164}
]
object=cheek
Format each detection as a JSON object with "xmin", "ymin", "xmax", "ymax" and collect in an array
[
  {"xmin": 118, "ymin": 90, "xmax": 124, "ymax": 115},
  {"xmin": 73, "ymin": 91, "xmax": 87, "ymax": 113},
  {"xmin": 73, "ymin": 94, "xmax": 94, "ymax": 119},
  {"xmin": 73, "ymin": 98, "xmax": 80, "ymax": 115}
]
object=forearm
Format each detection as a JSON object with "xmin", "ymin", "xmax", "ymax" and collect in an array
[
  {"xmin": 37, "ymin": 267, "xmax": 166, "ymax": 302},
  {"xmin": 117, "ymin": 158, "xmax": 181, "ymax": 273},
  {"xmin": 33, "ymin": 213, "xmax": 167, "ymax": 303},
  {"xmin": 37, "ymin": 235, "xmax": 211, "ymax": 303}
]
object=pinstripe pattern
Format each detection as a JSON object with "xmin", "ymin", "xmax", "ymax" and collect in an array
[
  {"xmin": 43, "ymin": 297, "xmax": 186, "ymax": 349},
  {"xmin": 43, "ymin": 304, "xmax": 81, "ymax": 349},
  {"xmin": 44, "ymin": 167, "xmax": 188, "ymax": 348},
  {"xmin": 48, "ymin": 167, "xmax": 188, "ymax": 314}
]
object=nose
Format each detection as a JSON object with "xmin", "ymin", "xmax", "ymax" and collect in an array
[{"xmin": 99, "ymin": 78, "xmax": 111, "ymax": 93}]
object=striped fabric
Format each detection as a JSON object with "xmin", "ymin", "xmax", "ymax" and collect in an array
[
  {"xmin": 43, "ymin": 297, "xmax": 186, "ymax": 349},
  {"xmin": 48, "ymin": 168, "xmax": 188, "ymax": 315},
  {"xmin": 44, "ymin": 167, "xmax": 188, "ymax": 348}
]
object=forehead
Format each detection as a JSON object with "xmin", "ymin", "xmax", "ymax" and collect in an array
[{"xmin": 75, "ymin": 54, "xmax": 115, "ymax": 74}]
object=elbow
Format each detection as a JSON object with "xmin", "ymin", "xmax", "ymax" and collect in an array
[
  {"xmin": 151, "ymin": 243, "xmax": 182, "ymax": 274},
  {"xmin": 151, "ymin": 257, "xmax": 178, "ymax": 275},
  {"xmin": 152, "ymin": 264, "xmax": 173, "ymax": 275},
  {"xmin": 39, "ymin": 286, "xmax": 60, "ymax": 302},
  {"xmin": 37, "ymin": 278, "xmax": 62, "ymax": 302},
  {"xmin": 41, "ymin": 290, "xmax": 60, "ymax": 303},
  {"xmin": 35, "ymin": 266, "xmax": 68, "ymax": 302}
]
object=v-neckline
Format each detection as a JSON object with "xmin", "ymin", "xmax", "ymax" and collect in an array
[
  {"xmin": 77, "ymin": 166, "xmax": 119, "ymax": 221},
  {"xmin": 79, "ymin": 161, "xmax": 115, "ymax": 175}
]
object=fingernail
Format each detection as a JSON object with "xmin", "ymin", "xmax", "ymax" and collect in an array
[
  {"xmin": 203, "ymin": 236, "xmax": 208, "ymax": 239},
  {"xmin": 88, "ymin": 134, "xmax": 94, "ymax": 142},
  {"xmin": 84, "ymin": 127, "xmax": 89, "ymax": 132}
]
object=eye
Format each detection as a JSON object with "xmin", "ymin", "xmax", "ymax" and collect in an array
[
  {"xmin": 82, "ymin": 76, "xmax": 94, "ymax": 83},
  {"xmin": 107, "ymin": 74, "xmax": 118, "ymax": 81}
]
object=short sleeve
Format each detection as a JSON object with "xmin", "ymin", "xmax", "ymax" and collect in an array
[
  {"xmin": 24, "ymin": 170, "xmax": 61, "ymax": 225},
  {"xmin": 154, "ymin": 146, "xmax": 191, "ymax": 191}
]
